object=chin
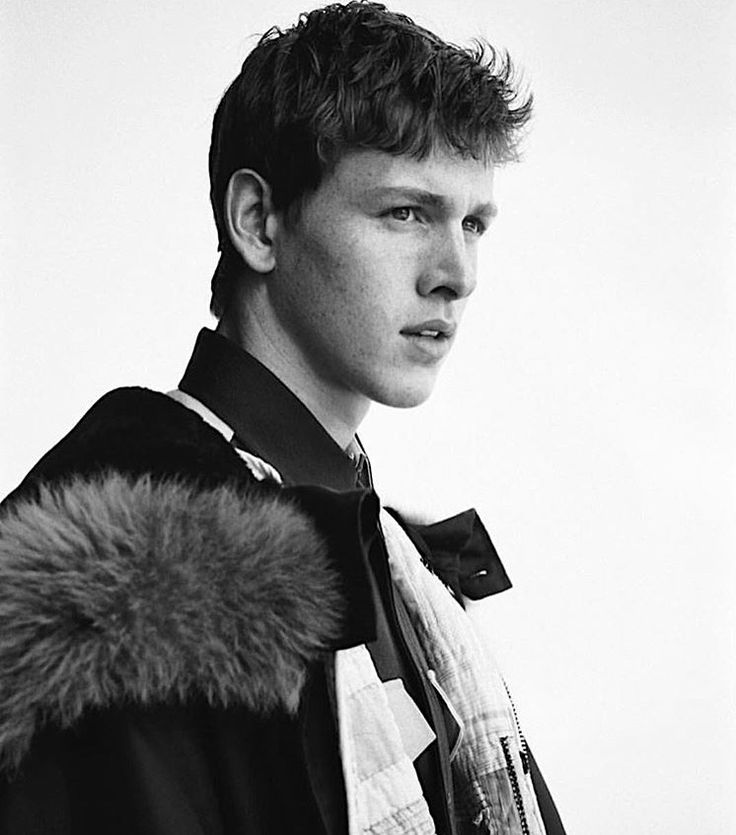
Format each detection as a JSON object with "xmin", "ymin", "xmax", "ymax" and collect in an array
[{"xmin": 369, "ymin": 376, "xmax": 437, "ymax": 410}]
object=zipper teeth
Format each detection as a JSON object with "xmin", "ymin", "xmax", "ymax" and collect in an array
[
  {"xmin": 500, "ymin": 736, "xmax": 530, "ymax": 835},
  {"xmin": 502, "ymin": 678, "xmax": 530, "ymax": 775}
]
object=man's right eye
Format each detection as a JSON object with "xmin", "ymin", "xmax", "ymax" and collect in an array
[{"xmin": 390, "ymin": 207, "xmax": 418, "ymax": 222}]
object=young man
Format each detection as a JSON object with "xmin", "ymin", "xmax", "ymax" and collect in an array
[{"xmin": 0, "ymin": 3, "xmax": 565, "ymax": 833}]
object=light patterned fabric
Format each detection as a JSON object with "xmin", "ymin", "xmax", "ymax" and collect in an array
[
  {"xmin": 335, "ymin": 645, "xmax": 436, "ymax": 835},
  {"xmin": 335, "ymin": 511, "xmax": 545, "ymax": 835},
  {"xmin": 379, "ymin": 510, "xmax": 546, "ymax": 835}
]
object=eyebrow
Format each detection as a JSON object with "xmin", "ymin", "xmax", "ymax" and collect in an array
[{"xmin": 365, "ymin": 186, "xmax": 498, "ymax": 219}]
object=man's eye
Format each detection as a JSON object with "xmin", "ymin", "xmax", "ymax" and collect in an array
[
  {"xmin": 390, "ymin": 207, "xmax": 417, "ymax": 222},
  {"xmin": 462, "ymin": 217, "xmax": 486, "ymax": 236}
]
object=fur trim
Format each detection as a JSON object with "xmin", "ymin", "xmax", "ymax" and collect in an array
[{"xmin": 0, "ymin": 473, "xmax": 343, "ymax": 774}]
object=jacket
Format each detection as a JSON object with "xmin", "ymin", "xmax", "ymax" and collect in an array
[{"xmin": 0, "ymin": 386, "xmax": 566, "ymax": 834}]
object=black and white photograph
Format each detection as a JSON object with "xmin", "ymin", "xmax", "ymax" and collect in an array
[{"xmin": 1, "ymin": 1, "xmax": 734, "ymax": 833}]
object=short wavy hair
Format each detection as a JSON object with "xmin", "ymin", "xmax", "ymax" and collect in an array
[{"xmin": 209, "ymin": 1, "xmax": 532, "ymax": 317}]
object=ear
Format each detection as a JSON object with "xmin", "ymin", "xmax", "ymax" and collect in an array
[{"xmin": 223, "ymin": 169, "xmax": 279, "ymax": 274}]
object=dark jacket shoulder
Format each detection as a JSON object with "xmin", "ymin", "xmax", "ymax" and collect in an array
[
  {"xmin": 4, "ymin": 387, "xmax": 254, "ymax": 507},
  {"xmin": 0, "ymin": 388, "xmax": 350, "ymax": 780}
]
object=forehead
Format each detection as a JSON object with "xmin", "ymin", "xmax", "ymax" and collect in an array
[{"xmin": 318, "ymin": 148, "xmax": 496, "ymax": 213}]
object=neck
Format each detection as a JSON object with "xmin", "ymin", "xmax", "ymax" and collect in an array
[{"xmin": 216, "ymin": 312, "xmax": 369, "ymax": 451}]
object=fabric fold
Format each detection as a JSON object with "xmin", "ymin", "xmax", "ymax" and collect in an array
[{"xmin": 398, "ymin": 509, "xmax": 512, "ymax": 602}]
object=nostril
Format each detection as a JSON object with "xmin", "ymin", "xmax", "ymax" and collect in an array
[{"xmin": 429, "ymin": 286, "xmax": 459, "ymax": 301}]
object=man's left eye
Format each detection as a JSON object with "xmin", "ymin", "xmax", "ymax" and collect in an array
[{"xmin": 462, "ymin": 217, "xmax": 486, "ymax": 235}]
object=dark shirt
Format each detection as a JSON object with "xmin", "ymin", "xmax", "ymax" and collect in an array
[{"xmin": 179, "ymin": 328, "xmax": 454, "ymax": 832}]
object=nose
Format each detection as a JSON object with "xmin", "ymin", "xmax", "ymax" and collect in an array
[{"xmin": 417, "ymin": 227, "xmax": 477, "ymax": 300}]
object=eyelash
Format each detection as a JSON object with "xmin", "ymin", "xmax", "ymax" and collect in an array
[{"xmin": 388, "ymin": 207, "xmax": 486, "ymax": 236}]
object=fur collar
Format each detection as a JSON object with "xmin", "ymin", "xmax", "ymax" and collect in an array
[{"xmin": 0, "ymin": 472, "xmax": 343, "ymax": 774}]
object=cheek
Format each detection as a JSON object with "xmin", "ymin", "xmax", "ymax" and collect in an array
[
  {"xmin": 278, "ymin": 221, "xmax": 400, "ymax": 343},
  {"xmin": 296, "ymin": 230, "xmax": 358, "ymax": 294}
]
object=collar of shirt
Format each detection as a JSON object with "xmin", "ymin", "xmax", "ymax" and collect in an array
[{"xmin": 178, "ymin": 328, "xmax": 368, "ymax": 490}]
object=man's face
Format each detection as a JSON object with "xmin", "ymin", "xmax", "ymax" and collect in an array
[{"xmin": 266, "ymin": 147, "xmax": 496, "ymax": 418}]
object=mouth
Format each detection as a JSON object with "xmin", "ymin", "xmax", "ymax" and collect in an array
[
  {"xmin": 400, "ymin": 320, "xmax": 456, "ymax": 341},
  {"xmin": 400, "ymin": 319, "xmax": 456, "ymax": 362}
]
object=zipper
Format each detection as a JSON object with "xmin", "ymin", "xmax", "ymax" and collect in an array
[
  {"xmin": 500, "ymin": 736, "xmax": 531, "ymax": 835},
  {"xmin": 502, "ymin": 678, "xmax": 530, "ymax": 775},
  {"xmin": 500, "ymin": 678, "xmax": 534, "ymax": 831}
]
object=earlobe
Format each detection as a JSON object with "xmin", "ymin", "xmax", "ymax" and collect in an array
[{"xmin": 223, "ymin": 169, "xmax": 277, "ymax": 274}]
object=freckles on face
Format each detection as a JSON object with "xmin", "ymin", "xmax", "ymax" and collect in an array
[
  {"xmin": 276, "ymin": 197, "xmax": 395, "ymax": 350},
  {"xmin": 267, "ymin": 148, "xmax": 495, "ymax": 412},
  {"xmin": 278, "ymin": 211, "xmax": 377, "ymax": 328}
]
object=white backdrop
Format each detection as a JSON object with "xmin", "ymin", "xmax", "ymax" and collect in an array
[{"xmin": 2, "ymin": 1, "xmax": 735, "ymax": 832}]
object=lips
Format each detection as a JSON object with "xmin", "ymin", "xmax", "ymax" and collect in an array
[{"xmin": 400, "ymin": 319, "xmax": 456, "ymax": 340}]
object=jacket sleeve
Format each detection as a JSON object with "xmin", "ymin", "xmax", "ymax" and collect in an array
[{"xmin": 0, "ymin": 708, "xmax": 225, "ymax": 835}]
